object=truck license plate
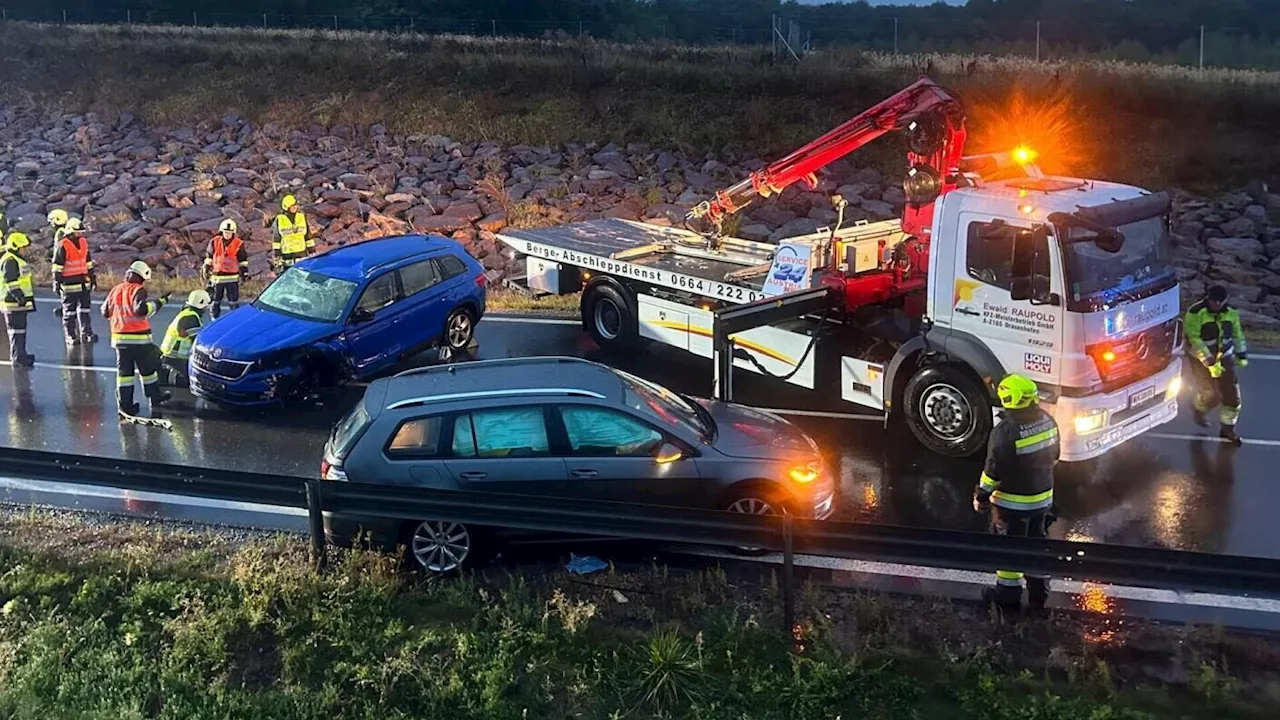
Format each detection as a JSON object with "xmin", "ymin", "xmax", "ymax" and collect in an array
[{"xmin": 1129, "ymin": 385, "xmax": 1156, "ymax": 407}]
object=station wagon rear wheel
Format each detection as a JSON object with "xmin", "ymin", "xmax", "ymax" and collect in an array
[
  {"xmin": 444, "ymin": 308, "xmax": 475, "ymax": 351},
  {"xmin": 408, "ymin": 520, "xmax": 473, "ymax": 574}
]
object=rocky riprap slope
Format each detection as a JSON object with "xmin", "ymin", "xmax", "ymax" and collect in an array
[{"xmin": 2, "ymin": 107, "xmax": 1277, "ymax": 328}]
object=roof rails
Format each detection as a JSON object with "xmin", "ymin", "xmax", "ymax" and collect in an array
[
  {"xmin": 392, "ymin": 356, "xmax": 598, "ymax": 380},
  {"xmin": 387, "ymin": 387, "xmax": 606, "ymax": 410}
]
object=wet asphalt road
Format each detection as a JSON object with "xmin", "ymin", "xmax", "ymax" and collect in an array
[{"xmin": 2, "ymin": 295, "xmax": 1280, "ymax": 561}]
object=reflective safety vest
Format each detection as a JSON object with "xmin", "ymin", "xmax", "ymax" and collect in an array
[
  {"xmin": 161, "ymin": 307, "xmax": 202, "ymax": 359},
  {"xmin": 1185, "ymin": 299, "xmax": 1248, "ymax": 363},
  {"xmin": 56, "ymin": 235, "xmax": 92, "ymax": 292},
  {"xmin": 976, "ymin": 407, "xmax": 1059, "ymax": 512},
  {"xmin": 0, "ymin": 252, "xmax": 33, "ymax": 313},
  {"xmin": 106, "ymin": 282, "xmax": 152, "ymax": 344},
  {"xmin": 275, "ymin": 213, "xmax": 308, "ymax": 255},
  {"xmin": 212, "ymin": 236, "xmax": 244, "ymax": 280}
]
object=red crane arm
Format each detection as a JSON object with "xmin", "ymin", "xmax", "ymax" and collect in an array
[{"xmin": 689, "ymin": 77, "xmax": 964, "ymax": 225}]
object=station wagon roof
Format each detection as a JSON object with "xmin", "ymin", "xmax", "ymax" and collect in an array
[
  {"xmin": 302, "ymin": 235, "xmax": 457, "ymax": 281},
  {"xmin": 377, "ymin": 357, "xmax": 626, "ymax": 409}
]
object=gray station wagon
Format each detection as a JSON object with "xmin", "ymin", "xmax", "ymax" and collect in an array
[{"xmin": 321, "ymin": 356, "xmax": 835, "ymax": 573}]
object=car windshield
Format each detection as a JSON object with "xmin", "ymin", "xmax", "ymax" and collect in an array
[
  {"xmin": 616, "ymin": 369, "xmax": 709, "ymax": 441},
  {"xmin": 255, "ymin": 267, "xmax": 358, "ymax": 323},
  {"xmin": 1060, "ymin": 215, "xmax": 1176, "ymax": 310}
]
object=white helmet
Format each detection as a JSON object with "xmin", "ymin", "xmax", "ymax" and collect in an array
[
  {"xmin": 219, "ymin": 219, "xmax": 238, "ymax": 234},
  {"xmin": 127, "ymin": 260, "xmax": 152, "ymax": 281},
  {"xmin": 47, "ymin": 208, "xmax": 69, "ymax": 227},
  {"xmin": 64, "ymin": 217, "xmax": 84, "ymax": 233},
  {"xmin": 187, "ymin": 289, "xmax": 212, "ymax": 310}
]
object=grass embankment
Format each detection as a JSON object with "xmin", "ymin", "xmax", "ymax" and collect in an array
[
  {"xmin": 0, "ymin": 510, "xmax": 1276, "ymax": 719},
  {"xmin": 2, "ymin": 24, "xmax": 1280, "ymax": 192}
]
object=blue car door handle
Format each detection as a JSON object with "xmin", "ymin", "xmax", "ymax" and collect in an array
[
  {"xmin": 569, "ymin": 469, "xmax": 599, "ymax": 478},
  {"xmin": 459, "ymin": 471, "xmax": 488, "ymax": 480}
]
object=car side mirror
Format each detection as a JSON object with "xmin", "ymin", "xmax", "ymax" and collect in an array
[
  {"xmin": 349, "ymin": 307, "xmax": 375, "ymax": 324},
  {"xmin": 1009, "ymin": 226, "xmax": 1058, "ymax": 305},
  {"xmin": 654, "ymin": 443, "xmax": 685, "ymax": 464}
]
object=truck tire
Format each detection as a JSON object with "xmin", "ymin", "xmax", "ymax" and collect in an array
[
  {"xmin": 902, "ymin": 364, "xmax": 992, "ymax": 459},
  {"xmin": 584, "ymin": 283, "xmax": 639, "ymax": 350}
]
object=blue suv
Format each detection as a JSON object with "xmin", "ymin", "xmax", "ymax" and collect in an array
[{"xmin": 189, "ymin": 235, "xmax": 487, "ymax": 407}]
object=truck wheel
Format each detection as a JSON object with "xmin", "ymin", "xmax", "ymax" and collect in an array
[
  {"xmin": 902, "ymin": 365, "xmax": 992, "ymax": 458},
  {"xmin": 585, "ymin": 284, "xmax": 638, "ymax": 350}
]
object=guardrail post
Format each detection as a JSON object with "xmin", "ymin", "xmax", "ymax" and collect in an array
[
  {"xmin": 305, "ymin": 479, "xmax": 328, "ymax": 571},
  {"xmin": 782, "ymin": 512, "xmax": 795, "ymax": 638}
]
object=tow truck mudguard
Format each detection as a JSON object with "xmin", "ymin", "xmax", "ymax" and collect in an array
[{"xmin": 882, "ymin": 326, "xmax": 1007, "ymax": 427}]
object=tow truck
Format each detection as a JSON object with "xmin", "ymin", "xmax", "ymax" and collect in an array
[{"xmin": 497, "ymin": 77, "xmax": 1183, "ymax": 462}]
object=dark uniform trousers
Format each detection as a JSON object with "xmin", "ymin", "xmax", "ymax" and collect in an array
[
  {"xmin": 116, "ymin": 345, "xmax": 163, "ymax": 411},
  {"xmin": 210, "ymin": 282, "xmax": 240, "ymax": 318},
  {"xmin": 990, "ymin": 508, "xmax": 1050, "ymax": 609},
  {"xmin": 4, "ymin": 310, "xmax": 29, "ymax": 361},
  {"xmin": 61, "ymin": 288, "xmax": 94, "ymax": 338}
]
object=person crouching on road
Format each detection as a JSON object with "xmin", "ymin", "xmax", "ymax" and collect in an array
[
  {"xmin": 973, "ymin": 373, "xmax": 1060, "ymax": 616},
  {"xmin": 160, "ymin": 290, "xmax": 210, "ymax": 388},
  {"xmin": 1, "ymin": 232, "xmax": 37, "ymax": 368},
  {"xmin": 102, "ymin": 261, "xmax": 172, "ymax": 416},
  {"xmin": 1186, "ymin": 284, "xmax": 1248, "ymax": 446},
  {"xmin": 52, "ymin": 217, "xmax": 99, "ymax": 346},
  {"xmin": 204, "ymin": 219, "xmax": 248, "ymax": 319},
  {"xmin": 272, "ymin": 194, "xmax": 313, "ymax": 271}
]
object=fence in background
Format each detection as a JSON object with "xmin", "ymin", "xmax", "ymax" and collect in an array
[
  {"xmin": 4, "ymin": 445, "xmax": 1280, "ymax": 634},
  {"xmin": 0, "ymin": 8, "xmax": 1276, "ymax": 71}
]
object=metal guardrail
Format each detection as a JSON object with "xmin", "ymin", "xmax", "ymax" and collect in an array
[{"xmin": 5, "ymin": 446, "xmax": 1280, "ymax": 614}]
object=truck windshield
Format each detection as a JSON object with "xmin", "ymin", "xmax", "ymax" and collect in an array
[
  {"xmin": 616, "ymin": 369, "xmax": 710, "ymax": 441},
  {"xmin": 1060, "ymin": 215, "xmax": 1176, "ymax": 311},
  {"xmin": 256, "ymin": 267, "xmax": 358, "ymax": 323}
]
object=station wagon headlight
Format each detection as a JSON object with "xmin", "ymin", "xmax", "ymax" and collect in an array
[{"xmin": 787, "ymin": 461, "xmax": 823, "ymax": 484}]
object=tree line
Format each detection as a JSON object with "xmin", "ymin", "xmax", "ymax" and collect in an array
[{"xmin": 6, "ymin": 1, "xmax": 1280, "ymax": 69}]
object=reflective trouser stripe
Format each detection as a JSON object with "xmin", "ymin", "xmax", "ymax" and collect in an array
[
  {"xmin": 210, "ymin": 275, "xmax": 240, "ymax": 284},
  {"xmin": 978, "ymin": 472, "xmax": 998, "ymax": 492},
  {"xmin": 112, "ymin": 333, "xmax": 153, "ymax": 346},
  {"xmin": 1221, "ymin": 404, "xmax": 1241, "ymax": 426},
  {"xmin": 117, "ymin": 375, "xmax": 134, "ymax": 387},
  {"xmin": 140, "ymin": 373, "xmax": 158, "ymax": 384},
  {"xmin": 991, "ymin": 489, "xmax": 1054, "ymax": 511},
  {"xmin": 1015, "ymin": 428, "xmax": 1059, "ymax": 454},
  {"xmin": 996, "ymin": 570, "xmax": 1024, "ymax": 586},
  {"xmin": 6, "ymin": 329, "xmax": 24, "ymax": 336}
]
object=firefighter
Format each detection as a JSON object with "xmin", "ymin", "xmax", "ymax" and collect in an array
[
  {"xmin": 204, "ymin": 219, "xmax": 249, "ymax": 318},
  {"xmin": 1186, "ymin": 285, "xmax": 1248, "ymax": 446},
  {"xmin": 973, "ymin": 373, "xmax": 1060, "ymax": 615},
  {"xmin": 159, "ymin": 289, "xmax": 211, "ymax": 388},
  {"xmin": 272, "ymin": 194, "xmax": 313, "ymax": 270},
  {"xmin": 46, "ymin": 209, "xmax": 69, "ymax": 284},
  {"xmin": 1, "ymin": 232, "xmax": 37, "ymax": 368},
  {"xmin": 52, "ymin": 217, "xmax": 98, "ymax": 345},
  {"xmin": 101, "ymin": 261, "xmax": 171, "ymax": 416}
]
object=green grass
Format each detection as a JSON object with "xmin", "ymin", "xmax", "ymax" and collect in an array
[
  {"xmin": 3, "ymin": 22, "xmax": 1280, "ymax": 192},
  {"xmin": 0, "ymin": 512, "xmax": 1276, "ymax": 719}
]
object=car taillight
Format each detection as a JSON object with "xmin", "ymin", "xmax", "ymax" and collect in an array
[{"xmin": 475, "ymin": 273, "xmax": 487, "ymax": 287}]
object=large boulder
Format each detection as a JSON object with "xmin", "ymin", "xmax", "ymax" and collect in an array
[{"xmin": 1207, "ymin": 236, "xmax": 1265, "ymax": 265}]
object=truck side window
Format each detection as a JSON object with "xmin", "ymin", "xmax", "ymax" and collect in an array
[{"xmin": 966, "ymin": 221, "xmax": 1016, "ymax": 289}]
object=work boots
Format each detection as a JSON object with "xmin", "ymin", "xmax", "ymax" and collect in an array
[
  {"xmin": 1220, "ymin": 426, "xmax": 1243, "ymax": 446},
  {"xmin": 1192, "ymin": 408, "xmax": 1208, "ymax": 427}
]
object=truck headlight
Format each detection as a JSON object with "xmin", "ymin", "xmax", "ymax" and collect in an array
[
  {"xmin": 1166, "ymin": 375, "xmax": 1182, "ymax": 399},
  {"xmin": 1073, "ymin": 409, "xmax": 1108, "ymax": 435}
]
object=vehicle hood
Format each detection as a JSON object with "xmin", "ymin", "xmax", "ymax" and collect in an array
[
  {"xmin": 195, "ymin": 304, "xmax": 340, "ymax": 361},
  {"xmin": 697, "ymin": 399, "xmax": 820, "ymax": 461}
]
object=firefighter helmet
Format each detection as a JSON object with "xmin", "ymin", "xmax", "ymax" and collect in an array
[
  {"xmin": 281, "ymin": 194, "xmax": 298, "ymax": 211},
  {"xmin": 997, "ymin": 374, "xmax": 1040, "ymax": 410},
  {"xmin": 219, "ymin": 219, "xmax": 238, "ymax": 234},
  {"xmin": 47, "ymin": 208, "xmax": 68, "ymax": 227},
  {"xmin": 187, "ymin": 289, "xmax": 212, "ymax": 310},
  {"xmin": 127, "ymin": 260, "xmax": 153, "ymax": 281},
  {"xmin": 5, "ymin": 232, "xmax": 30, "ymax": 250},
  {"xmin": 64, "ymin": 217, "xmax": 84, "ymax": 233}
]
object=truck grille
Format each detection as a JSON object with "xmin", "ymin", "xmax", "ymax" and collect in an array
[
  {"xmin": 1087, "ymin": 319, "xmax": 1180, "ymax": 392},
  {"xmin": 192, "ymin": 348, "xmax": 252, "ymax": 381}
]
